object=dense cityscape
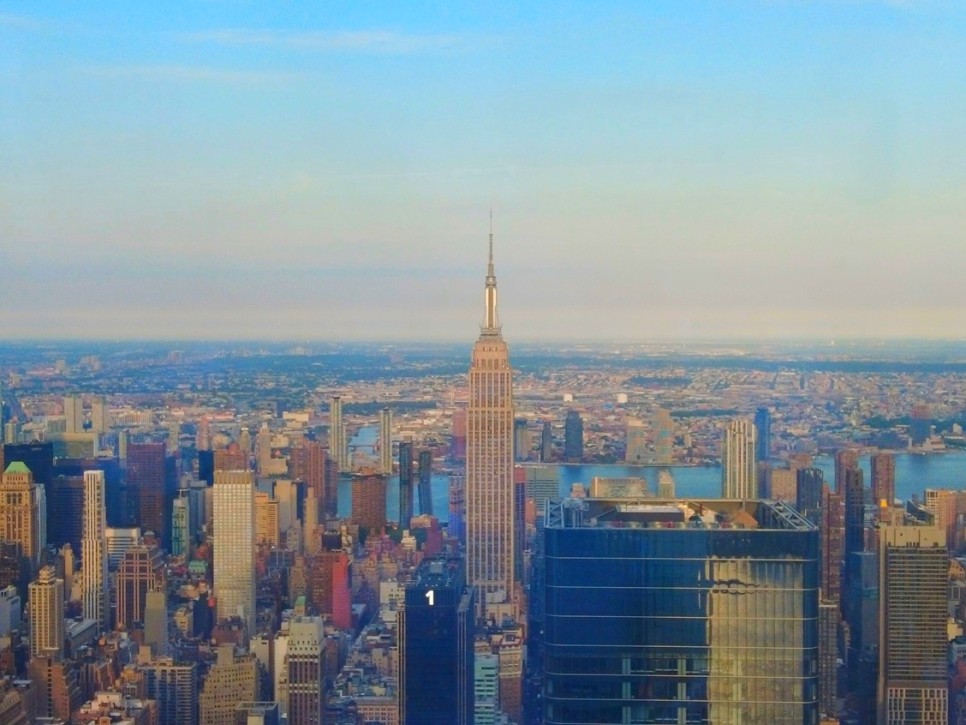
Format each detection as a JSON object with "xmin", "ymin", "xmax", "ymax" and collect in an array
[
  {"xmin": 0, "ymin": 247, "xmax": 965, "ymax": 723},
  {"xmin": 5, "ymin": 2, "xmax": 965, "ymax": 724}
]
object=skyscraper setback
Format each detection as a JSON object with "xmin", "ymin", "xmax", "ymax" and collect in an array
[{"xmin": 466, "ymin": 230, "xmax": 515, "ymax": 610}]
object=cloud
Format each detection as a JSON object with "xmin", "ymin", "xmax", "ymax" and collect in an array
[
  {"xmin": 178, "ymin": 28, "xmax": 466, "ymax": 54},
  {"xmin": 75, "ymin": 64, "xmax": 301, "ymax": 85}
]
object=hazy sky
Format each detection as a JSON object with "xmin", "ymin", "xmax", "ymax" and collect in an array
[{"xmin": 2, "ymin": 1, "xmax": 964, "ymax": 341}]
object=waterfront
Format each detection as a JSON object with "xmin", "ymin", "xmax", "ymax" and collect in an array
[{"xmin": 339, "ymin": 424, "xmax": 966, "ymax": 523}]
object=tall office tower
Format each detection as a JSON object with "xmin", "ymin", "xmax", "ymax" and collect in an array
[
  {"xmin": 323, "ymin": 456, "xmax": 339, "ymax": 520},
  {"xmin": 834, "ymin": 448, "xmax": 859, "ymax": 493},
  {"xmin": 846, "ymin": 550, "xmax": 880, "ymax": 719},
  {"xmin": 378, "ymin": 407, "xmax": 392, "ymax": 475},
  {"xmin": 924, "ymin": 488, "xmax": 957, "ymax": 547},
  {"xmin": 417, "ymin": 449, "xmax": 433, "ymax": 516},
  {"xmin": 49, "ymin": 475, "xmax": 85, "ymax": 553},
  {"xmin": 401, "ymin": 558, "xmax": 475, "ymax": 724},
  {"xmin": 0, "ymin": 584, "xmax": 21, "ymax": 637},
  {"xmin": 171, "ymin": 491, "xmax": 189, "ymax": 557},
  {"xmin": 329, "ymin": 396, "xmax": 348, "ymax": 472},
  {"xmin": 537, "ymin": 497, "xmax": 819, "ymax": 723},
  {"xmin": 64, "ymin": 394, "xmax": 84, "ymax": 434},
  {"xmin": 513, "ymin": 419, "xmax": 530, "ymax": 461},
  {"xmin": 563, "ymin": 410, "xmax": 583, "ymax": 461},
  {"xmin": 877, "ymin": 525, "xmax": 948, "ymax": 723},
  {"xmin": 143, "ymin": 659, "xmax": 199, "ymax": 725},
  {"xmin": 796, "ymin": 467, "xmax": 825, "ymax": 524},
  {"xmin": 213, "ymin": 470, "xmax": 255, "ymax": 632},
  {"xmin": 303, "ymin": 491, "xmax": 318, "ymax": 553},
  {"xmin": 286, "ymin": 616, "xmax": 326, "ymax": 725},
  {"xmin": 754, "ymin": 406, "xmax": 771, "ymax": 462},
  {"xmin": 818, "ymin": 600, "xmax": 840, "ymax": 718},
  {"xmin": 199, "ymin": 645, "xmax": 260, "ymax": 725},
  {"xmin": 29, "ymin": 565, "xmax": 64, "ymax": 659},
  {"xmin": 196, "ymin": 416, "xmax": 211, "ymax": 451},
  {"xmin": 145, "ymin": 589, "xmax": 168, "ymax": 656},
  {"xmin": 81, "ymin": 470, "xmax": 109, "ymax": 630},
  {"xmin": 127, "ymin": 442, "xmax": 167, "ymax": 545},
  {"xmin": 254, "ymin": 492, "xmax": 280, "ymax": 547},
  {"xmin": 351, "ymin": 471, "xmax": 387, "ymax": 532},
  {"xmin": 466, "ymin": 233, "xmax": 515, "ymax": 610},
  {"xmin": 653, "ymin": 408, "xmax": 674, "ymax": 465},
  {"xmin": 289, "ymin": 439, "xmax": 327, "ymax": 516},
  {"xmin": 306, "ymin": 546, "xmax": 351, "ymax": 627},
  {"xmin": 451, "ymin": 407, "xmax": 468, "ymax": 462},
  {"xmin": 214, "ymin": 443, "xmax": 248, "ymax": 473},
  {"xmin": 115, "ymin": 543, "xmax": 164, "ymax": 630},
  {"xmin": 821, "ymin": 485, "xmax": 845, "ymax": 602},
  {"xmin": 534, "ymin": 421, "xmax": 548, "ymax": 463},
  {"xmin": 871, "ymin": 452, "xmax": 896, "ymax": 508},
  {"xmin": 449, "ymin": 474, "xmax": 466, "ymax": 544},
  {"xmin": 720, "ymin": 418, "xmax": 757, "ymax": 498},
  {"xmin": 624, "ymin": 420, "xmax": 647, "ymax": 463},
  {"xmin": 842, "ymin": 465, "xmax": 865, "ymax": 613},
  {"xmin": 910, "ymin": 403, "xmax": 932, "ymax": 446},
  {"xmin": 398, "ymin": 440, "xmax": 414, "ymax": 526},
  {"xmin": 0, "ymin": 462, "xmax": 42, "ymax": 563},
  {"xmin": 90, "ymin": 396, "xmax": 109, "ymax": 434}
]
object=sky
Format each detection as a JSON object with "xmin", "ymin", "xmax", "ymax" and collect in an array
[{"xmin": 1, "ymin": 1, "xmax": 964, "ymax": 342}]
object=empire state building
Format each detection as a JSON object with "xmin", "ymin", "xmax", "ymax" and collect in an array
[{"xmin": 466, "ymin": 228, "xmax": 515, "ymax": 610}]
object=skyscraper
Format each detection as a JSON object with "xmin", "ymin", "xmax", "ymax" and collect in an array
[
  {"xmin": 513, "ymin": 419, "xmax": 530, "ymax": 461},
  {"xmin": 796, "ymin": 467, "xmax": 824, "ymax": 523},
  {"xmin": 754, "ymin": 406, "xmax": 771, "ymax": 462},
  {"xmin": 401, "ymin": 558, "xmax": 475, "ymax": 724},
  {"xmin": 871, "ymin": 452, "xmax": 896, "ymax": 508},
  {"xmin": 329, "ymin": 396, "xmax": 348, "ymax": 472},
  {"xmin": 720, "ymin": 418, "xmax": 757, "ymax": 498},
  {"xmin": 536, "ymin": 496, "xmax": 818, "ymax": 723},
  {"xmin": 878, "ymin": 524, "xmax": 948, "ymax": 723},
  {"xmin": 653, "ymin": 408, "xmax": 674, "ymax": 465},
  {"xmin": 378, "ymin": 407, "xmax": 392, "ymax": 475},
  {"xmin": 417, "ymin": 448, "xmax": 433, "ymax": 516},
  {"xmin": 81, "ymin": 470, "xmax": 108, "ymax": 630},
  {"xmin": 398, "ymin": 440, "xmax": 414, "ymax": 526},
  {"xmin": 286, "ymin": 616, "xmax": 327, "ymax": 725},
  {"xmin": 115, "ymin": 542, "xmax": 164, "ymax": 630},
  {"xmin": 64, "ymin": 395, "xmax": 84, "ymax": 434},
  {"xmin": 563, "ymin": 410, "xmax": 583, "ymax": 461},
  {"xmin": 29, "ymin": 565, "xmax": 64, "ymax": 659},
  {"xmin": 540, "ymin": 420, "xmax": 553, "ymax": 462},
  {"xmin": 0, "ymin": 461, "xmax": 43, "ymax": 564},
  {"xmin": 127, "ymin": 442, "xmax": 168, "ymax": 546},
  {"xmin": 351, "ymin": 471, "xmax": 387, "ymax": 532},
  {"xmin": 213, "ymin": 470, "xmax": 255, "ymax": 632},
  {"xmin": 466, "ymin": 229, "xmax": 515, "ymax": 609}
]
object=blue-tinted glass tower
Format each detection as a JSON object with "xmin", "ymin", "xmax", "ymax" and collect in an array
[
  {"xmin": 754, "ymin": 407, "xmax": 771, "ymax": 462},
  {"xmin": 534, "ymin": 497, "xmax": 819, "ymax": 723},
  {"xmin": 401, "ymin": 558, "xmax": 475, "ymax": 725}
]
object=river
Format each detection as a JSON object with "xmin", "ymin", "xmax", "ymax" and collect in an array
[{"xmin": 339, "ymin": 426, "xmax": 966, "ymax": 523}]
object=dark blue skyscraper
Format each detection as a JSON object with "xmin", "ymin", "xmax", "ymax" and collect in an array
[
  {"xmin": 417, "ymin": 449, "xmax": 433, "ymax": 516},
  {"xmin": 754, "ymin": 407, "xmax": 771, "ymax": 462},
  {"xmin": 534, "ymin": 496, "xmax": 819, "ymax": 723},
  {"xmin": 563, "ymin": 410, "xmax": 583, "ymax": 461},
  {"xmin": 398, "ymin": 440, "xmax": 414, "ymax": 526},
  {"xmin": 401, "ymin": 558, "xmax": 474, "ymax": 724}
]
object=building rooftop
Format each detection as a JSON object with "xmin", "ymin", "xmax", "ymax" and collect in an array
[
  {"xmin": 545, "ymin": 497, "xmax": 815, "ymax": 532},
  {"xmin": 2, "ymin": 462, "xmax": 30, "ymax": 475}
]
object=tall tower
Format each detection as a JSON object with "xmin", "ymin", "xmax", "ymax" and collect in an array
[
  {"xmin": 378, "ymin": 407, "xmax": 393, "ymax": 475},
  {"xmin": 871, "ymin": 452, "xmax": 896, "ymax": 508},
  {"xmin": 563, "ymin": 410, "xmax": 583, "ymax": 461},
  {"xmin": 720, "ymin": 418, "xmax": 757, "ymax": 499},
  {"xmin": 29, "ymin": 565, "xmax": 64, "ymax": 659},
  {"xmin": 466, "ymin": 225, "xmax": 515, "ymax": 610},
  {"xmin": 329, "ymin": 396, "xmax": 348, "ymax": 472},
  {"xmin": 213, "ymin": 470, "xmax": 255, "ymax": 632},
  {"xmin": 877, "ymin": 524, "xmax": 948, "ymax": 723},
  {"xmin": 81, "ymin": 470, "xmax": 109, "ymax": 630},
  {"xmin": 0, "ymin": 461, "xmax": 42, "ymax": 564},
  {"xmin": 399, "ymin": 440, "xmax": 414, "ymax": 526},
  {"xmin": 754, "ymin": 406, "xmax": 771, "ymax": 462}
]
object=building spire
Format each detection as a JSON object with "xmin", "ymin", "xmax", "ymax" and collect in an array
[{"xmin": 483, "ymin": 212, "xmax": 501, "ymax": 335}]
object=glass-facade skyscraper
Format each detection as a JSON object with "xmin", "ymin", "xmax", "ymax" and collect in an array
[
  {"xmin": 401, "ymin": 558, "xmax": 474, "ymax": 724},
  {"xmin": 535, "ymin": 497, "xmax": 819, "ymax": 723}
]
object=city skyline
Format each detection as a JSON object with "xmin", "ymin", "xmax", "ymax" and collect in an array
[{"xmin": 3, "ymin": 2, "xmax": 966, "ymax": 341}]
